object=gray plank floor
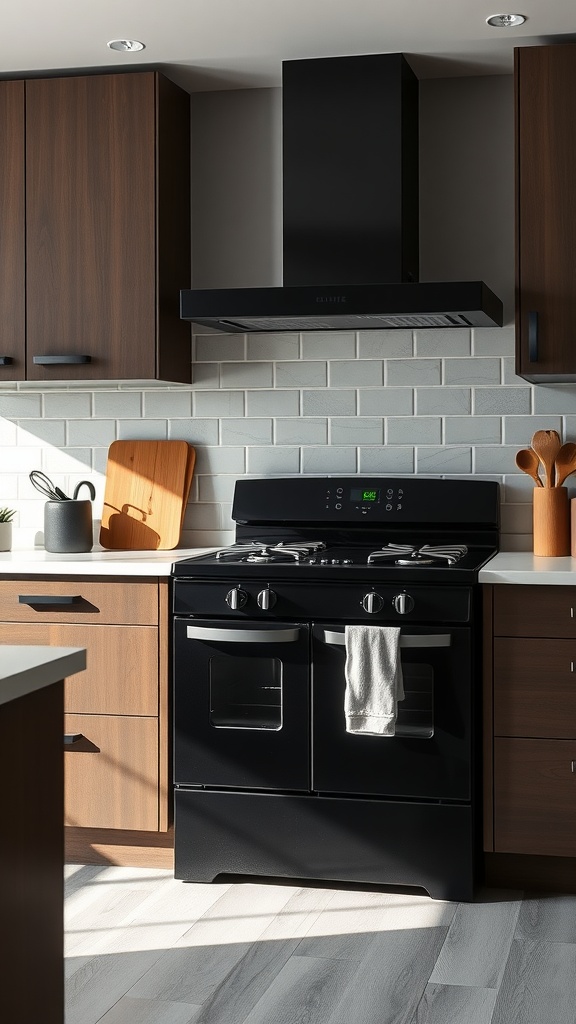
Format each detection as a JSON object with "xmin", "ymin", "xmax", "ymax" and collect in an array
[{"xmin": 64, "ymin": 866, "xmax": 576, "ymax": 1024}]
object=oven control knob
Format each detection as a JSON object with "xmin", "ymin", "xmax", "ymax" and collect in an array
[
  {"xmin": 392, "ymin": 592, "xmax": 415, "ymax": 615},
  {"xmin": 225, "ymin": 587, "xmax": 248, "ymax": 610},
  {"xmin": 257, "ymin": 588, "xmax": 277, "ymax": 610},
  {"xmin": 362, "ymin": 591, "xmax": 384, "ymax": 614}
]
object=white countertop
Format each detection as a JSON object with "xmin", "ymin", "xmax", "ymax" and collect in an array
[
  {"xmin": 0, "ymin": 646, "xmax": 86, "ymax": 706},
  {"xmin": 480, "ymin": 551, "xmax": 576, "ymax": 584},
  {"xmin": 5, "ymin": 546, "xmax": 575, "ymax": 585},
  {"xmin": 0, "ymin": 547, "xmax": 217, "ymax": 576}
]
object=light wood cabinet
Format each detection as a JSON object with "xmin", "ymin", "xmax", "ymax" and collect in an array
[
  {"xmin": 485, "ymin": 584, "xmax": 576, "ymax": 859},
  {"xmin": 64, "ymin": 714, "xmax": 159, "ymax": 831},
  {"xmin": 515, "ymin": 43, "xmax": 576, "ymax": 382},
  {"xmin": 0, "ymin": 576, "xmax": 171, "ymax": 835},
  {"xmin": 1, "ymin": 71, "xmax": 191, "ymax": 384}
]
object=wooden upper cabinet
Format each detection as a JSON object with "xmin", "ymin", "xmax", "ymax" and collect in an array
[
  {"xmin": 0, "ymin": 81, "xmax": 25, "ymax": 381},
  {"xmin": 25, "ymin": 71, "xmax": 191, "ymax": 383},
  {"xmin": 515, "ymin": 44, "xmax": 576, "ymax": 382}
]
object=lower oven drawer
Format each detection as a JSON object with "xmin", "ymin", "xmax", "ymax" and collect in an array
[
  {"xmin": 174, "ymin": 788, "xmax": 475, "ymax": 902},
  {"xmin": 311, "ymin": 624, "xmax": 473, "ymax": 801}
]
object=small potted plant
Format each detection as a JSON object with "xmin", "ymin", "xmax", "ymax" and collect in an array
[{"xmin": 0, "ymin": 507, "xmax": 16, "ymax": 551}]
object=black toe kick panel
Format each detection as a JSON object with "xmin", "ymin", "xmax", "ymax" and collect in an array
[{"xmin": 175, "ymin": 790, "xmax": 475, "ymax": 902}]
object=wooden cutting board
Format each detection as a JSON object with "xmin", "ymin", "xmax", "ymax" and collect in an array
[{"xmin": 99, "ymin": 440, "xmax": 195, "ymax": 550}]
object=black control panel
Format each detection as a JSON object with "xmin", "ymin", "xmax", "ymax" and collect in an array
[{"xmin": 232, "ymin": 476, "xmax": 500, "ymax": 527}]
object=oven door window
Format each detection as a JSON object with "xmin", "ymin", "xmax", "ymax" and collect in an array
[
  {"xmin": 398, "ymin": 662, "xmax": 434, "ymax": 739},
  {"xmin": 209, "ymin": 656, "xmax": 283, "ymax": 730}
]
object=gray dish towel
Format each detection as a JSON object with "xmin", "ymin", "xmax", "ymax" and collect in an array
[{"xmin": 344, "ymin": 625, "xmax": 405, "ymax": 736}]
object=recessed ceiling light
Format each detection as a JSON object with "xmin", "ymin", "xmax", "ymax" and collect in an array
[
  {"xmin": 107, "ymin": 39, "xmax": 145, "ymax": 52},
  {"xmin": 486, "ymin": 13, "xmax": 527, "ymax": 28}
]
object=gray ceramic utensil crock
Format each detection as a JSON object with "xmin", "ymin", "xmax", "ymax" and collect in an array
[{"xmin": 43, "ymin": 480, "xmax": 96, "ymax": 552}]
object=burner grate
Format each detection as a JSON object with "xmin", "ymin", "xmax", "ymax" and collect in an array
[
  {"xmin": 215, "ymin": 540, "xmax": 327, "ymax": 564},
  {"xmin": 367, "ymin": 543, "xmax": 468, "ymax": 566}
]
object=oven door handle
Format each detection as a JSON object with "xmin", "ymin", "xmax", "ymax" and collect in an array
[
  {"xmin": 322, "ymin": 630, "xmax": 452, "ymax": 648},
  {"xmin": 186, "ymin": 625, "xmax": 302, "ymax": 644}
]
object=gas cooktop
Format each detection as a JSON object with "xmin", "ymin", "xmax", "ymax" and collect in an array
[
  {"xmin": 172, "ymin": 541, "xmax": 496, "ymax": 583},
  {"xmin": 172, "ymin": 476, "xmax": 500, "ymax": 585}
]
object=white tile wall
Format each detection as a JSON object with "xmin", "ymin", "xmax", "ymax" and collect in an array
[{"xmin": 2, "ymin": 325, "xmax": 576, "ymax": 551}]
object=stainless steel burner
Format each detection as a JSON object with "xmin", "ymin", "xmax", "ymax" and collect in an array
[
  {"xmin": 367, "ymin": 543, "xmax": 468, "ymax": 566},
  {"xmin": 216, "ymin": 540, "xmax": 327, "ymax": 564}
]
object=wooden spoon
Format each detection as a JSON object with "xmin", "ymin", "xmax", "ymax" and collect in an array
[
  {"xmin": 554, "ymin": 441, "xmax": 576, "ymax": 487},
  {"xmin": 531, "ymin": 430, "xmax": 562, "ymax": 486},
  {"xmin": 515, "ymin": 448, "xmax": 543, "ymax": 487}
]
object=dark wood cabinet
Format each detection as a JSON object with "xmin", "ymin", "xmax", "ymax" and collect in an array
[
  {"xmin": 515, "ymin": 43, "xmax": 576, "ymax": 382},
  {"xmin": 494, "ymin": 737, "xmax": 576, "ymax": 856},
  {"xmin": 0, "ymin": 81, "xmax": 25, "ymax": 381},
  {"xmin": 485, "ymin": 584, "xmax": 576, "ymax": 860},
  {"xmin": 1, "ymin": 71, "xmax": 191, "ymax": 383}
]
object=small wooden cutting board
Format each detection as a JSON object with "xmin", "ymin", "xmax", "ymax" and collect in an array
[{"xmin": 99, "ymin": 440, "xmax": 195, "ymax": 550}]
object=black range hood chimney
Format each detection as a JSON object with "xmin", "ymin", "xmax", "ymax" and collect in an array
[{"xmin": 180, "ymin": 53, "xmax": 504, "ymax": 332}]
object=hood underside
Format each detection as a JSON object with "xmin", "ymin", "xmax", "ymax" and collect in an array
[
  {"xmin": 181, "ymin": 53, "xmax": 504, "ymax": 333},
  {"xmin": 180, "ymin": 281, "xmax": 503, "ymax": 332}
]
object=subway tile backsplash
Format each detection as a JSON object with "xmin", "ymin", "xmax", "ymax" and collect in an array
[{"xmin": 2, "ymin": 324, "xmax": 576, "ymax": 552}]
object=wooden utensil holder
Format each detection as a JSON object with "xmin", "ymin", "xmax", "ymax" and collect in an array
[{"xmin": 533, "ymin": 487, "xmax": 570, "ymax": 556}]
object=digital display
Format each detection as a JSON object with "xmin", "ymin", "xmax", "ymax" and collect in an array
[{"xmin": 350, "ymin": 488, "xmax": 380, "ymax": 503}]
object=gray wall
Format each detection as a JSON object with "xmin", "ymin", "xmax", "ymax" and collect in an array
[{"xmin": 190, "ymin": 87, "xmax": 283, "ymax": 288}]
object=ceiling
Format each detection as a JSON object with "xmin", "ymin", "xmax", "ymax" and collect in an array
[{"xmin": 1, "ymin": 0, "xmax": 575, "ymax": 91}]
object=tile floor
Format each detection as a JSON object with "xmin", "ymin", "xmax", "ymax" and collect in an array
[{"xmin": 64, "ymin": 865, "xmax": 576, "ymax": 1024}]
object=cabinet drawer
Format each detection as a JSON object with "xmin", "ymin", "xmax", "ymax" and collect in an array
[
  {"xmin": 64, "ymin": 714, "xmax": 159, "ymax": 831},
  {"xmin": 1, "ymin": 622, "xmax": 158, "ymax": 716},
  {"xmin": 494, "ymin": 638, "xmax": 576, "ymax": 738},
  {"xmin": 494, "ymin": 737, "xmax": 576, "ymax": 856},
  {"xmin": 0, "ymin": 578, "xmax": 158, "ymax": 624},
  {"xmin": 493, "ymin": 585, "xmax": 576, "ymax": 638}
]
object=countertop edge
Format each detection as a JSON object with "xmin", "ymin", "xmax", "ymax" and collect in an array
[
  {"xmin": 0, "ymin": 548, "xmax": 217, "ymax": 576},
  {"xmin": 0, "ymin": 646, "xmax": 86, "ymax": 706},
  {"xmin": 479, "ymin": 551, "xmax": 576, "ymax": 584}
]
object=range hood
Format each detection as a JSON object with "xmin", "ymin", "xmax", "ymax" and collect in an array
[{"xmin": 180, "ymin": 53, "xmax": 504, "ymax": 333}]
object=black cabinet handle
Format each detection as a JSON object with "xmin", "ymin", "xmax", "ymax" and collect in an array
[
  {"xmin": 0, "ymin": 356, "xmax": 13, "ymax": 365},
  {"xmin": 18, "ymin": 594, "xmax": 80, "ymax": 606},
  {"xmin": 32, "ymin": 355, "xmax": 91, "ymax": 365},
  {"xmin": 528, "ymin": 310, "xmax": 538, "ymax": 362},
  {"xmin": 64, "ymin": 733, "xmax": 84, "ymax": 745}
]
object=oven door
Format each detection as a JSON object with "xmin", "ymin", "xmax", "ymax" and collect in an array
[
  {"xmin": 173, "ymin": 618, "xmax": 310, "ymax": 791},
  {"xmin": 311, "ymin": 623, "xmax": 473, "ymax": 801}
]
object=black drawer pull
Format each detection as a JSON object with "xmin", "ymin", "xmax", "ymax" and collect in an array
[
  {"xmin": 0, "ymin": 356, "xmax": 13, "ymax": 365},
  {"xmin": 19, "ymin": 594, "xmax": 80, "ymax": 606},
  {"xmin": 528, "ymin": 310, "xmax": 538, "ymax": 362},
  {"xmin": 64, "ymin": 733, "xmax": 84, "ymax": 745},
  {"xmin": 32, "ymin": 355, "xmax": 91, "ymax": 365}
]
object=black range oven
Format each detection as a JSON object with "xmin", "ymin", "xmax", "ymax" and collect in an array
[{"xmin": 172, "ymin": 476, "xmax": 499, "ymax": 901}]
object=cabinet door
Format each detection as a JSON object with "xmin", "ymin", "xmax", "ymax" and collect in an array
[
  {"xmin": 0, "ymin": 577, "xmax": 158, "ymax": 624},
  {"xmin": 494, "ymin": 638, "xmax": 576, "ymax": 739},
  {"xmin": 25, "ymin": 73, "xmax": 156, "ymax": 381},
  {"xmin": 0, "ymin": 81, "xmax": 25, "ymax": 381},
  {"xmin": 65, "ymin": 714, "xmax": 159, "ymax": 830},
  {"xmin": 1, "ymin": 621, "xmax": 158, "ymax": 716},
  {"xmin": 516, "ymin": 44, "xmax": 576, "ymax": 382},
  {"xmin": 494, "ymin": 737, "xmax": 576, "ymax": 856},
  {"xmin": 493, "ymin": 584, "xmax": 576, "ymax": 639}
]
